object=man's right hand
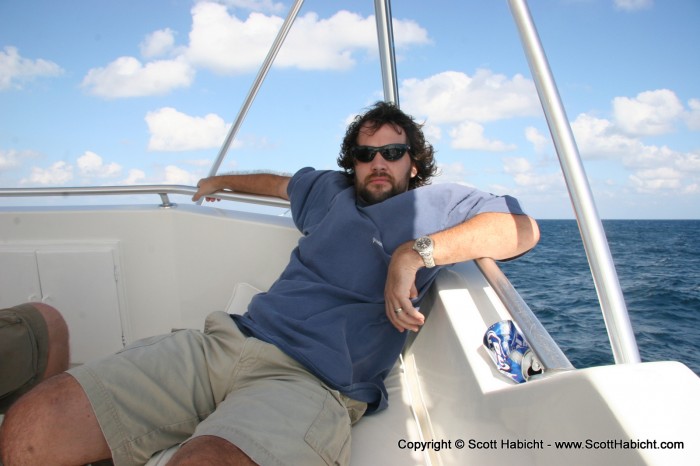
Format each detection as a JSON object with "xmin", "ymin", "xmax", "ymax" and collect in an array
[{"xmin": 192, "ymin": 177, "xmax": 223, "ymax": 202}]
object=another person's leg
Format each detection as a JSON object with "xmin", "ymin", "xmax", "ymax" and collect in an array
[
  {"xmin": 34, "ymin": 302, "xmax": 70, "ymax": 379},
  {"xmin": 1, "ymin": 311, "xmax": 234, "ymax": 466},
  {"xmin": 0, "ymin": 302, "xmax": 69, "ymax": 413}
]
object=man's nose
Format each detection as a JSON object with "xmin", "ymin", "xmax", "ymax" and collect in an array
[{"xmin": 369, "ymin": 151, "xmax": 388, "ymax": 170}]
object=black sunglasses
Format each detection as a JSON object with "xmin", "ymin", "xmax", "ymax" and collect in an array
[{"xmin": 351, "ymin": 144, "xmax": 411, "ymax": 163}]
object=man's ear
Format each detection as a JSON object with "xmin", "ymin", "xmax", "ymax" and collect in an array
[{"xmin": 411, "ymin": 163, "xmax": 418, "ymax": 178}]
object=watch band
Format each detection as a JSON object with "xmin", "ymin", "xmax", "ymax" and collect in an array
[{"xmin": 413, "ymin": 236, "xmax": 435, "ymax": 268}]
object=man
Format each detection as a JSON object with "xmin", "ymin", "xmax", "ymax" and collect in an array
[
  {"xmin": 0, "ymin": 102, "xmax": 539, "ymax": 466},
  {"xmin": 0, "ymin": 302, "xmax": 69, "ymax": 413}
]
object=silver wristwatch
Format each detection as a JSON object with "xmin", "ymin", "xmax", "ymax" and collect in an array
[{"xmin": 413, "ymin": 236, "xmax": 435, "ymax": 268}]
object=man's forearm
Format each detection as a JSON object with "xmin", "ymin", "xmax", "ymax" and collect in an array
[
  {"xmin": 395, "ymin": 212, "xmax": 540, "ymax": 271},
  {"xmin": 431, "ymin": 212, "xmax": 539, "ymax": 264},
  {"xmin": 193, "ymin": 173, "xmax": 291, "ymax": 201},
  {"xmin": 385, "ymin": 212, "xmax": 539, "ymax": 333}
]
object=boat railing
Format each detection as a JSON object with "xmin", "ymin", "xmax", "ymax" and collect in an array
[{"xmin": 0, "ymin": 185, "xmax": 291, "ymax": 209}]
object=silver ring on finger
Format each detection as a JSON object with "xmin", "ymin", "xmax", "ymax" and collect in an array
[{"xmin": 394, "ymin": 307, "xmax": 403, "ymax": 314}]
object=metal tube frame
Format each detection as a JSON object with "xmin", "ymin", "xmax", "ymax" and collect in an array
[
  {"xmin": 374, "ymin": 0, "xmax": 400, "ymax": 105},
  {"xmin": 0, "ymin": 185, "xmax": 290, "ymax": 209},
  {"xmin": 507, "ymin": 0, "xmax": 640, "ymax": 364},
  {"xmin": 204, "ymin": 0, "xmax": 306, "ymax": 184}
]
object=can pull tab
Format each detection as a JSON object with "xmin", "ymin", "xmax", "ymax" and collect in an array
[{"xmin": 483, "ymin": 320, "xmax": 544, "ymax": 383}]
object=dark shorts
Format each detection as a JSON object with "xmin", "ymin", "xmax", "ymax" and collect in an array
[{"xmin": 0, "ymin": 303, "xmax": 50, "ymax": 413}]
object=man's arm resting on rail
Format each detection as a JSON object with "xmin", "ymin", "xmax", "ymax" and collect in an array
[
  {"xmin": 431, "ymin": 212, "xmax": 539, "ymax": 264},
  {"xmin": 192, "ymin": 173, "xmax": 291, "ymax": 202},
  {"xmin": 385, "ymin": 212, "xmax": 540, "ymax": 332}
]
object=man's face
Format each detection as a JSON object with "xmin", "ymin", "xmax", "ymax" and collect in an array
[{"xmin": 353, "ymin": 123, "xmax": 417, "ymax": 205}]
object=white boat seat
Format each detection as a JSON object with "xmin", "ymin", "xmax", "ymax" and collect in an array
[{"xmin": 146, "ymin": 284, "xmax": 428, "ymax": 465}]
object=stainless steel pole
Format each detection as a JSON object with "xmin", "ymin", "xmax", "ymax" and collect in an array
[
  {"xmin": 507, "ymin": 0, "xmax": 641, "ymax": 364},
  {"xmin": 205, "ymin": 0, "xmax": 306, "ymax": 182},
  {"xmin": 374, "ymin": 0, "xmax": 400, "ymax": 106}
]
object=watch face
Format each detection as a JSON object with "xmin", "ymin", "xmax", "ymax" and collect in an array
[{"xmin": 416, "ymin": 236, "xmax": 432, "ymax": 250}]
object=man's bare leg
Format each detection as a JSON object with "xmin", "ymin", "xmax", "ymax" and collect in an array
[
  {"xmin": 0, "ymin": 373, "xmax": 111, "ymax": 465},
  {"xmin": 168, "ymin": 436, "xmax": 257, "ymax": 466}
]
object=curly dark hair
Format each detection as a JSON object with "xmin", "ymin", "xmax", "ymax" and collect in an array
[{"xmin": 337, "ymin": 101, "xmax": 438, "ymax": 189}]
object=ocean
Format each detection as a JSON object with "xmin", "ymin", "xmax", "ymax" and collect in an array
[{"xmin": 499, "ymin": 219, "xmax": 700, "ymax": 376}]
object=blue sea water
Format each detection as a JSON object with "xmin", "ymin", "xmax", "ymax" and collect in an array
[{"xmin": 499, "ymin": 219, "xmax": 700, "ymax": 376}]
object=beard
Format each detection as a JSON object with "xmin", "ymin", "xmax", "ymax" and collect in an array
[{"xmin": 355, "ymin": 170, "xmax": 411, "ymax": 205}]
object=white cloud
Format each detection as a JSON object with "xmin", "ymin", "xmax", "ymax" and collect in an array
[
  {"xmin": 571, "ymin": 111, "xmax": 699, "ymax": 195},
  {"xmin": 572, "ymin": 113, "xmax": 640, "ymax": 158},
  {"xmin": 185, "ymin": 3, "xmax": 429, "ymax": 74},
  {"xmin": 77, "ymin": 151, "xmax": 122, "ymax": 178},
  {"xmin": 140, "ymin": 28, "xmax": 176, "ymax": 59},
  {"xmin": 399, "ymin": 69, "xmax": 537, "ymax": 153},
  {"xmin": 392, "ymin": 17, "xmax": 431, "ymax": 49},
  {"xmin": 280, "ymin": 11, "xmax": 429, "ymax": 70},
  {"xmin": 573, "ymin": 112, "xmax": 680, "ymax": 168},
  {"xmin": 612, "ymin": 89, "xmax": 684, "ymax": 136},
  {"xmin": 81, "ymin": 56, "xmax": 194, "ymax": 98},
  {"xmin": 675, "ymin": 152, "xmax": 700, "ymax": 172},
  {"xmin": 0, "ymin": 151, "xmax": 20, "ymax": 171},
  {"xmin": 525, "ymin": 126, "xmax": 551, "ymax": 153},
  {"xmin": 278, "ymin": 11, "xmax": 376, "ymax": 70},
  {"xmin": 78, "ymin": 3, "xmax": 429, "ymax": 97},
  {"xmin": 0, "ymin": 149, "xmax": 39, "ymax": 171},
  {"xmin": 449, "ymin": 121, "xmax": 516, "ymax": 151},
  {"xmin": 0, "ymin": 46, "xmax": 63, "ymax": 91},
  {"xmin": 503, "ymin": 156, "xmax": 564, "ymax": 192},
  {"xmin": 22, "ymin": 161, "xmax": 74, "ymax": 185},
  {"xmin": 504, "ymin": 156, "xmax": 533, "ymax": 174},
  {"xmin": 146, "ymin": 107, "xmax": 232, "ymax": 151},
  {"xmin": 614, "ymin": 0, "xmax": 653, "ymax": 12},
  {"xmin": 186, "ymin": 4, "xmax": 283, "ymax": 74},
  {"xmin": 163, "ymin": 165, "xmax": 199, "ymax": 185},
  {"xmin": 686, "ymin": 98, "xmax": 700, "ymax": 131},
  {"xmin": 683, "ymin": 184, "xmax": 699, "ymax": 194},
  {"xmin": 630, "ymin": 167, "xmax": 682, "ymax": 192},
  {"xmin": 401, "ymin": 69, "xmax": 539, "ymax": 124},
  {"xmin": 211, "ymin": 0, "xmax": 286, "ymax": 14},
  {"xmin": 122, "ymin": 169, "xmax": 146, "ymax": 185},
  {"xmin": 422, "ymin": 123, "xmax": 443, "ymax": 143},
  {"xmin": 433, "ymin": 162, "xmax": 474, "ymax": 186}
]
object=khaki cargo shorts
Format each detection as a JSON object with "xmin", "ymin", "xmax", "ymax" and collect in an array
[
  {"xmin": 69, "ymin": 311, "xmax": 366, "ymax": 466},
  {"xmin": 0, "ymin": 303, "xmax": 49, "ymax": 413}
]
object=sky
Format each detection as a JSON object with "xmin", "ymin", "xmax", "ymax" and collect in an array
[{"xmin": 1, "ymin": 0, "xmax": 699, "ymax": 219}]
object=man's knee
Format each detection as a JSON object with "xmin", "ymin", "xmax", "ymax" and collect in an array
[
  {"xmin": 33, "ymin": 302, "xmax": 68, "ymax": 340},
  {"xmin": 0, "ymin": 373, "xmax": 107, "ymax": 465},
  {"xmin": 0, "ymin": 373, "xmax": 70, "ymax": 462},
  {"xmin": 169, "ymin": 435, "xmax": 258, "ymax": 466},
  {"xmin": 32, "ymin": 302, "xmax": 70, "ymax": 377}
]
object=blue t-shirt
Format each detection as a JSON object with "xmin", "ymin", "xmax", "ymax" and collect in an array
[{"xmin": 234, "ymin": 168, "xmax": 526, "ymax": 412}]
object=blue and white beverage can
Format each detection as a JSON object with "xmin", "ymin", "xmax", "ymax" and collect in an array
[{"xmin": 483, "ymin": 320, "xmax": 542, "ymax": 383}]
